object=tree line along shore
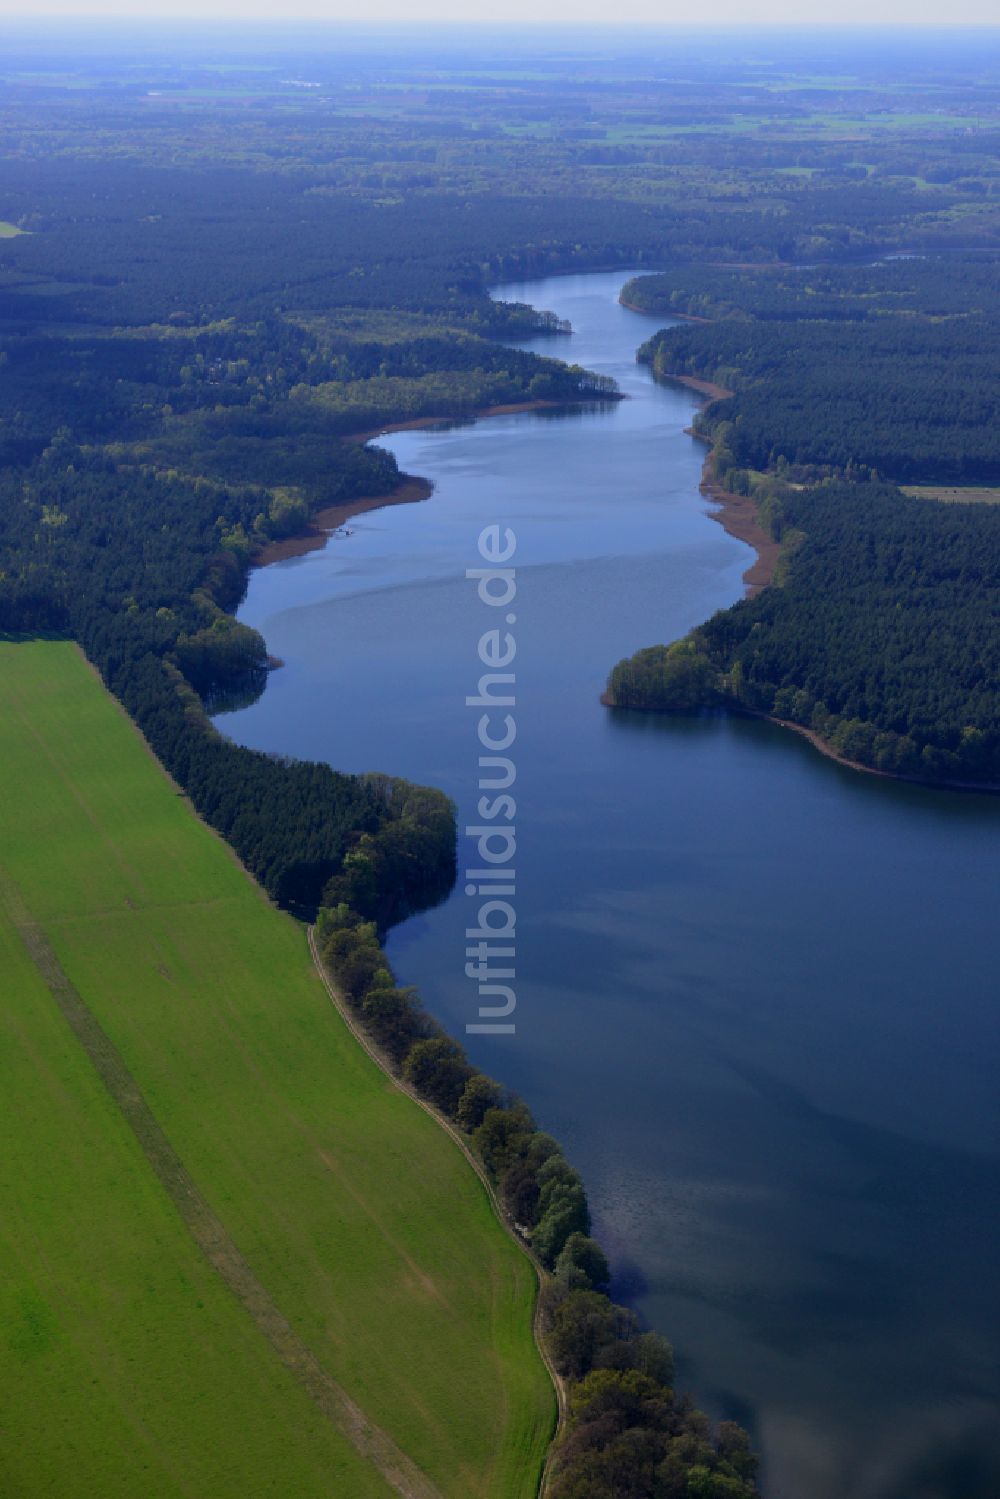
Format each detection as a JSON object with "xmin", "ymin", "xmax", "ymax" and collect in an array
[{"xmin": 608, "ymin": 258, "xmax": 1000, "ymax": 790}]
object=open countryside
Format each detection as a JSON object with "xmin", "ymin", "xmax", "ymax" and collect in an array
[{"xmin": 0, "ymin": 638, "xmax": 553, "ymax": 1499}]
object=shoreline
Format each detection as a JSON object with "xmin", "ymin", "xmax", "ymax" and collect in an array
[
  {"xmin": 253, "ymin": 391, "xmax": 624, "ymax": 570},
  {"xmin": 602, "ymin": 694, "xmax": 1000, "ymax": 797},
  {"xmin": 618, "ymin": 293, "xmax": 778, "ymax": 597},
  {"xmin": 700, "ymin": 462, "xmax": 781, "ymax": 597},
  {"xmin": 741, "ymin": 705, "xmax": 1000, "ymax": 795},
  {"xmin": 306, "ymin": 927, "xmax": 567, "ymax": 1488},
  {"xmin": 666, "ymin": 371, "xmax": 778, "ymax": 597},
  {"xmin": 343, "ymin": 394, "xmax": 622, "ymax": 448},
  {"xmin": 600, "ymin": 358, "xmax": 998, "ymax": 793},
  {"xmin": 252, "ymin": 475, "xmax": 433, "ymax": 568},
  {"xmin": 619, "ymin": 295, "xmax": 712, "ymax": 325},
  {"xmin": 667, "ymin": 371, "xmax": 733, "ymax": 403}
]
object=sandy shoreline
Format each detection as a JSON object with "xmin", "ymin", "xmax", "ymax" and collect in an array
[
  {"xmin": 255, "ymin": 354, "xmax": 774, "ymax": 602},
  {"xmin": 666, "ymin": 378, "xmax": 993, "ymax": 789},
  {"xmin": 672, "ymin": 374, "xmax": 778, "ymax": 597},
  {"xmin": 619, "ymin": 295, "xmax": 712, "ymax": 325},
  {"xmin": 343, "ymin": 394, "xmax": 621, "ymax": 447},
  {"xmin": 741, "ymin": 706, "xmax": 1000, "ymax": 794},
  {"xmin": 253, "ymin": 391, "xmax": 624, "ymax": 568},
  {"xmin": 252, "ymin": 475, "xmax": 433, "ymax": 567},
  {"xmin": 246, "ymin": 330, "xmax": 993, "ymax": 797},
  {"xmin": 700, "ymin": 466, "xmax": 781, "ymax": 596},
  {"xmin": 603, "ymin": 694, "xmax": 999, "ymax": 794},
  {"xmin": 667, "ymin": 371, "xmax": 733, "ymax": 403},
  {"xmin": 618, "ymin": 297, "xmax": 775, "ymax": 594}
]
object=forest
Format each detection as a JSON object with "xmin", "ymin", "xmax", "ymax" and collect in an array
[
  {"xmin": 614, "ymin": 245, "xmax": 1000, "ymax": 784},
  {"xmin": 608, "ymin": 482, "xmax": 1000, "ymax": 783},
  {"xmin": 637, "ymin": 310, "xmax": 1000, "ymax": 482},
  {"xmin": 621, "ymin": 256, "xmax": 1000, "ymax": 324}
]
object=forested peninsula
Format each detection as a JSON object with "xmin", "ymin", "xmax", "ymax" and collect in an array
[{"xmin": 610, "ymin": 257, "xmax": 1000, "ymax": 786}]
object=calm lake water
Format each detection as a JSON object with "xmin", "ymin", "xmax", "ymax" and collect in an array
[{"xmin": 219, "ymin": 272, "xmax": 1000, "ymax": 1499}]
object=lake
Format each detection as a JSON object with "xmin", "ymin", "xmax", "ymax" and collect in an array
[{"xmin": 218, "ymin": 270, "xmax": 1000, "ymax": 1499}]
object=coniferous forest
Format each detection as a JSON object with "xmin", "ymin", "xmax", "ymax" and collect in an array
[{"xmin": 612, "ymin": 256, "xmax": 1000, "ymax": 782}]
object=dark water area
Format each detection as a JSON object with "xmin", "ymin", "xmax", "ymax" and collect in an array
[{"xmin": 217, "ymin": 271, "xmax": 1000, "ymax": 1499}]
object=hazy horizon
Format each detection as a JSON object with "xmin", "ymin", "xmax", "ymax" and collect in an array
[{"xmin": 1, "ymin": 6, "xmax": 998, "ymax": 29}]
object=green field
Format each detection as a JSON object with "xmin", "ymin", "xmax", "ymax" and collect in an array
[
  {"xmin": 0, "ymin": 220, "xmax": 23, "ymax": 237},
  {"xmin": 902, "ymin": 485, "xmax": 1000, "ymax": 505},
  {"xmin": 0, "ymin": 639, "xmax": 553, "ymax": 1499}
]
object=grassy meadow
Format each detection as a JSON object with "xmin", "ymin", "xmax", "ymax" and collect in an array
[
  {"xmin": 902, "ymin": 485, "xmax": 1000, "ymax": 505},
  {"xmin": 0, "ymin": 639, "xmax": 554, "ymax": 1499}
]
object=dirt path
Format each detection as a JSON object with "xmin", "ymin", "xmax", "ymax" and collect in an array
[
  {"xmin": 0, "ymin": 868, "xmax": 445, "ymax": 1499},
  {"xmin": 307, "ymin": 928, "xmax": 568, "ymax": 1495}
]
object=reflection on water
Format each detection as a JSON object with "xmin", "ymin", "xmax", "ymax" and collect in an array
[
  {"xmin": 205, "ymin": 673, "xmax": 269, "ymax": 718},
  {"xmin": 218, "ymin": 272, "xmax": 1000, "ymax": 1499}
]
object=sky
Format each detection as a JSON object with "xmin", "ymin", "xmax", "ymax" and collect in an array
[{"xmin": 1, "ymin": 1, "xmax": 998, "ymax": 24}]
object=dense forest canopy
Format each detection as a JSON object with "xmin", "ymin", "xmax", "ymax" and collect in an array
[
  {"xmin": 630, "ymin": 253, "xmax": 1000, "ymax": 483},
  {"xmin": 614, "ymin": 247, "xmax": 1000, "ymax": 783},
  {"xmin": 622, "ymin": 255, "xmax": 1000, "ymax": 321},
  {"xmin": 640, "ymin": 310, "xmax": 1000, "ymax": 482},
  {"xmin": 609, "ymin": 482, "xmax": 1000, "ymax": 782}
]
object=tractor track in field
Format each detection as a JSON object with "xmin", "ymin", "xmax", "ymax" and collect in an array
[
  {"xmin": 308, "ymin": 926, "xmax": 567, "ymax": 1497},
  {"xmin": 0, "ymin": 867, "xmax": 445, "ymax": 1499}
]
